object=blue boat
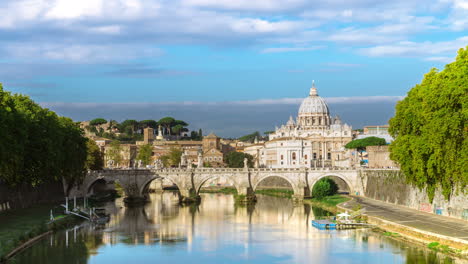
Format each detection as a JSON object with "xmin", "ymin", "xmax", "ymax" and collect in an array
[{"xmin": 312, "ymin": 220, "xmax": 336, "ymax": 229}]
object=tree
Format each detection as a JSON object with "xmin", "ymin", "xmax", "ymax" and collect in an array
[
  {"xmin": 389, "ymin": 46, "xmax": 468, "ymax": 201},
  {"xmin": 238, "ymin": 131, "xmax": 262, "ymax": 142},
  {"xmin": 312, "ymin": 178, "xmax": 339, "ymax": 199},
  {"xmin": 198, "ymin": 129, "xmax": 203, "ymax": 138},
  {"xmin": 119, "ymin": 119, "xmax": 138, "ymax": 134},
  {"xmin": 107, "ymin": 141, "xmax": 123, "ymax": 166},
  {"xmin": 345, "ymin": 136, "xmax": 386, "ymax": 161},
  {"xmin": 137, "ymin": 144, "xmax": 153, "ymax": 166},
  {"xmin": 85, "ymin": 139, "xmax": 104, "ymax": 170},
  {"xmin": 0, "ymin": 84, "xmax": 87, "ymax": 195},
  {"xmin": 225, "ymin": 152, "xmax": 254, "ymax": 168},
  {"xmin": 160, "ymin": 147, "xmax": 182, "ymax": 167},
  {"xmin": 89, "ymin": 118, "xmax": 107, "ymax": 126},
  {"xmin": 158, "ymin": 117, "xmax": 175, "ymax": 135},
  {"xmin": 139, "ymin": 120, "xmax": 158, "ymax": 129},
  {"xmin": 345, "ymin": 136, "xmax": 386, "ymax": 149}
]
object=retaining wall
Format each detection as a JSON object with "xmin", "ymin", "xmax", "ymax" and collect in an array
[{"xmin": 363, "ymin": 170, "xmax": 468, "ymax": 220}]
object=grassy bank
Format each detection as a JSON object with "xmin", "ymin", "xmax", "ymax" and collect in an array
[
  {"xmin": 200, "ymin": 187, "xmax": 237, "ymax": 195},
  {"xmin": 0, "ymin": 204, "xmax": 84, "ymax": 261},
  {"xmin": 255, "ymin": 189, "xmax": 293, "ymax": 198},
  {"xmin": 305, "ymin": 195, "xmax": 351, "ymax": 212}
]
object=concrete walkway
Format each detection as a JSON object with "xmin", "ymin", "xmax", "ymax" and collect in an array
[{"xmin": 339, "ymin": 196, "xmax": 468, "ymax": 244}]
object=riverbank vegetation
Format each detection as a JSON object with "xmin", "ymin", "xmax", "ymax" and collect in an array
[
  {"xmin": 0, "ymin": 84, "xmax": 102, "ymax": 195},
  {"xmin": 389, "ymin": 46, "xmax": 467, "ymax": 201},
  {"xmin": 0, "ymin": 204, "xmax": 83, "ymax": 261},
  {"xmin": 255, "ymin": 189, "xmax": 293, "ymax": 198}
]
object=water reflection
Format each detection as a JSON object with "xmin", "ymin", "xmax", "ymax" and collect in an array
[{"xmin": 9, "ymin": 192, "xmax": 460, "ymax": 264}]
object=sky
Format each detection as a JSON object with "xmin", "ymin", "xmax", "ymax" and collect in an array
[{"xmin": 0, "ymin": 0, "xmax": 467, "ymax": 137}]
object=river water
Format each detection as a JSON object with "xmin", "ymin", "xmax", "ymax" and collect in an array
[{"xmin": 8, "ymin": 192, "xmax": 459, "ymax": 264}]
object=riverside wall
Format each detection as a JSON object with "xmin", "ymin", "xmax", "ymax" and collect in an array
[
  {"xmin": 362, "ymin": 170, "xmax": 468, "ymax": 220},
  {"xmin": 0, "ymin": 180, "xmax": 64, "ymax": 211}
]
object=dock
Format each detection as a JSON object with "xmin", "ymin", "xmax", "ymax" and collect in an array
[{"xmin": 312, "ymin": 220, "xmax": 372, "ymax": 230}]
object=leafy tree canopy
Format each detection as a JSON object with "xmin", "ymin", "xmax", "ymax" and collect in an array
[
  {"xmin": 137, "ymin": 144, "xmax": 153, "ymax": 166},
  {"xmin": 225, "ymin": 152, "xmax": 254, "ymax": 168},
  {"xmin": 86, "ymin": 139, "xmax": 104, "ymax": 170},
  {"xmin": 0, "ymin": 84, "xmax": 87, "ymax": 194},
  {"xmin": 388, "ymin": 47, "xmax": 468, "ymax": 201},
  {"xmin": 160, "ymin": 147, "xmax": 182, "ymax": 167},
  {"xmin": 345, "ymin": 136, "xmax": 386, "ymax": 150},
  {"xmin": 312, "ymin": 178, "xmax": 339, "ymax": 199},
  {"xmin": 139, "ymin": 120, "xmax": 158, "ymax": 129},
  {"xmin": 238, "ymin": 131, "xmax": 262, "ymax": 142},
  {"xmin": 89, "ymin": 118, "xmax": 107, "ymax": 126}
]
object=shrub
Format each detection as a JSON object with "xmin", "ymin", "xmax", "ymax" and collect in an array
[{"xmin": 312, "ymin": 178, "xmax": 339, "ymax": 199}]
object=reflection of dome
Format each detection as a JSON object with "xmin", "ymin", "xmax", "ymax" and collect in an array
[{"xmin": 298, "ymin": 82, "xmax": 329, "ymax": 115}]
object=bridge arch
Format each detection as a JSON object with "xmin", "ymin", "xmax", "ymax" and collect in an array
[
  {"xmin": 310, "ymin": 173, "xmax": 353, "ymax": 195},
  {"xmin": 87, "ymin": 177, "xmax": 109, "ymax": 195},
  {"xmin": 139, "ymin": 175, "xmax": 176, "ymax": 196},
  {"xmin": 195, "ymin": 174, "xmax": 240, "ymax": 195},
  {"xmin": 253, "ymin": 175, "xmax": 299, "ymax": 195}
]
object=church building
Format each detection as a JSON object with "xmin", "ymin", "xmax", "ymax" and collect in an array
[{"xmin": 246, "ymin": 82, "xmax": 353, "ymax": 168}]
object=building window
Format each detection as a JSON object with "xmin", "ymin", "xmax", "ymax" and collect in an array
[
  {"xmin": 304, "ymin": 155, "xmax": 308, "ymax": 160},
  {"xmin": 281, "ymin": 162, "xmax": 283, "ymax": 165},
  {"xmin": 327, "ymin": 153, "xmax": 331, "ymax": 160},
  {"xmin": 313, "ymin": 153, "xmax": 317, "ymax": 159},
  {"xmin": 292, "ymin": 152, "xmax": 296, "ymax": 160},
  {"xmin": 280, "ymin": 155, "xmax": 284, "ymax": 160},
  {"xmin": 305, "ymin": 161, "xmax": 307, "ymax": 164}
]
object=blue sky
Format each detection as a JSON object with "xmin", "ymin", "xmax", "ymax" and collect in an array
[{"xmin": 0, "ymin": 0, "xmax": 467, "ymax": 135}]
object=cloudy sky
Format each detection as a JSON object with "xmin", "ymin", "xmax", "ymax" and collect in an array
[{"xmin": 1, "ymin": 0, "xmax": 467, "ymax": 136}]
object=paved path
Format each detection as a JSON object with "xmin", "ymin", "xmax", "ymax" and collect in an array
[{"xmin": 339, "ymin": 196, "xmax": 468, "ymax": 243}]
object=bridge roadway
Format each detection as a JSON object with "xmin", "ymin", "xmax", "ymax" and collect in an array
[{"xmin": 70, "ymin": 167, "xmax": 379, "ymax": 202}]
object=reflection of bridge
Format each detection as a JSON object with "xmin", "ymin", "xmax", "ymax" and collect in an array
[{"xmin": 70, "ymin": 167, "xmax": 371, "ymax": 202}]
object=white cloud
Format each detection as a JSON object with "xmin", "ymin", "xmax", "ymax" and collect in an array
[
  {"xmin": 183, "ymin": 0, "xmax": 306, "ymax": 12},
  {"xmin": 424, "ymin": 56, "xmax": 455, "ymax": 63},
  {"xmin": 261, "ymin": 46, "xmax": 323, "ymax": 53},
  {"xmin": 360, "ymin": 36, "xmax": 468, "ymax": 57},
  {"xmin": 3, "ymin": 44, "xmax": 163, "ymax": 62}
]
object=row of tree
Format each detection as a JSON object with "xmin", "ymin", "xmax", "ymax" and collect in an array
[
  {"xmin": 0, "ymin": 84, "xmax": 100, "ymax": 193},
  {"xmin": 86, "ymin": 117, "xmax": 202, "ymax": 142}
]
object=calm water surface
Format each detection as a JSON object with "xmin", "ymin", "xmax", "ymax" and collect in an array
[{"xmin": 9, "ymin": 193, "xmax": 459, "ymax": 264}]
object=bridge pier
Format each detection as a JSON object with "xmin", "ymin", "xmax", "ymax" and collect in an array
[
  {"xmin": 236, "ymin": 187, "xmax": 257, "ymax": 204},
  {"xmin": 179, "ymin": 188, "xmax": 201, "ymax": 204}
]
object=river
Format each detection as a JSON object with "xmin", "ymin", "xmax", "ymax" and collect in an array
[{"xmin": 8, "ymin": 192, "xmax": 459, "ymax": 264}]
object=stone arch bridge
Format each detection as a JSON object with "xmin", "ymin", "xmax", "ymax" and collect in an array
[{"xmin": 70, "ymin": 167, "xmax": 372, "ymax": 202}]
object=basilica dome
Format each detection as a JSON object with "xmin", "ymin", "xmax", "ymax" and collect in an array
[{"xmin": 298, "ymin": 83, "xmax": 329, "ymax": 115}]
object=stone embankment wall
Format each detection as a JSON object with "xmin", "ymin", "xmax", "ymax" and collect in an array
[
  {"xmin": 362, "ymin": 170, "xmax": 468, "ymax": 220},
  {"xmin": 0, "ymin": 181, "xmax": 64, "ymax": 211}
]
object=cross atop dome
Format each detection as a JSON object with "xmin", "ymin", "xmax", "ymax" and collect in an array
[{"xmin": 309, "ymin": 80, "xmax": 318, "ymax": 96}]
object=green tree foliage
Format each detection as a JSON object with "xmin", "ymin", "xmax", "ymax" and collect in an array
[
  {"xmin": 137, "ymin": 144, "xmax": 153, "ymax": 166},
  {"xmin": 159, "ymin": 147, "xmax": 182, "ymax": 167},
  {"xmin": 238, "ymin": 131, "xmax": 262, "ymax": 142},
  {"xmin": 158, "ymin": 117, "xmax": 175, "ymax": 134},
  {"xmin": 345, "ymin": 137, "xmax": 386, "ymax": 150},
  {"xmin": 118, "ymin": 119, "xmax": 138, "ymax": 134},
  {"xmin": 0, "ymin": 84, "xmax": 87, "ymax": 194},
  {"xmin": 139, "ymin": 120, "xmax": 158, "ymax": 129},
  {"xmin": 389, "ymin": 47, "xmax": 468, "ymax": 201},
  {"xmin": 107, "ymin": 141, "xmax": 123, "ymax": 166},
  {"xmin": 312, "ymin": 178, "xmax": 339, "ymax": 199},
  {"xmin": 85, "ymin": 139, "xmax": 104, "ymax": 170},
  {"xmin": 225, "ymin": 152, "xmax": 254, "ymax": 168},
  {"xmin": 89, "ymin": 118, "xmax": 107, "ymax": 126}
]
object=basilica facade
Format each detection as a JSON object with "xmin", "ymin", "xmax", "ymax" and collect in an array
[{"xmin": 246, "ymin": 83, "xmax": 353, "ymax": 168}]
